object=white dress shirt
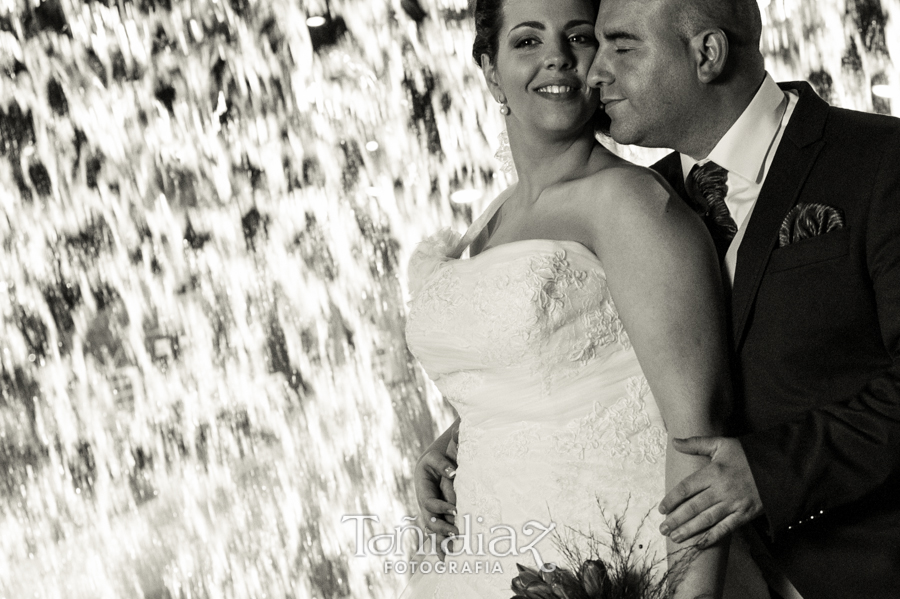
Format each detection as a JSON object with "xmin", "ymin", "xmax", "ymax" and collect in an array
[{"xmin": 680, "ymin": 74, "xmax": 799, "ymax": 285}]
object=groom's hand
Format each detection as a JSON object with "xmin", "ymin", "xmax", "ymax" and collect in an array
[
  {"xmin": 414, "ymin": 428, "xmax": 460, "ymax": 557},
  {"xmin": 658, "ymin": 436, "xmax": 763, "ymax": 548}
]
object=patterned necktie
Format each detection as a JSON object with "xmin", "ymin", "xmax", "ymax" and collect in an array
[{"xmin": 686, "ymin": 161, "xmax": 737, "ymax": 261}]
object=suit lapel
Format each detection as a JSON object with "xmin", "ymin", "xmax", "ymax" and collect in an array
[{"xmin": 730, "ymin": 82, "xmax": 830, "ymax": 349}]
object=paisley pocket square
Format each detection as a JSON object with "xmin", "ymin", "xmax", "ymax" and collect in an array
[{"xmin": 778, "ymin": 203, "xmax": 845, "ymax": 247}]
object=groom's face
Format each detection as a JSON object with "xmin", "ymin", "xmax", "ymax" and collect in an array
[{"xmin": 588, "ymin": 0, "xmax": 700, "ymax": 150}]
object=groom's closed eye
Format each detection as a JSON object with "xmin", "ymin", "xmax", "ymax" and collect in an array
[{"xmin": 600, "ymin": 30, "xmax": 641, "ymax": 50}]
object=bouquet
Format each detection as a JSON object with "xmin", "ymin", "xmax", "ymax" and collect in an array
[{"xmin": 510, "ymin": 507, "xmax": 694, "ymax": 599}]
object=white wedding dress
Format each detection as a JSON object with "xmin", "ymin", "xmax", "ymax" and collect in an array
[{"xmin": 401, "ymin": 189, "xmax": 670, "ymax": 598}]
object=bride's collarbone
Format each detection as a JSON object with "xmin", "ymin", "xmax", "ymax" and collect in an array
[
  {"xmin": 488, "ymin": 184, "xmax": 599, "ymax": 245},
  {"xmin": 482, "ymin": 210, "xmax": 595, "ymax": 253}
]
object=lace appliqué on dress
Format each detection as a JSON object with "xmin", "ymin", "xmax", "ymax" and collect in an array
[
  {"xmin": 464, "ymin": 478, "xmax": 502, "ymax": 523},
  {"xmin": 408, "ymin": 267, "xmax": 461, "ymax": 338},
  {"xmin": 470, "ymin": 259, "xmax": 540, "ymax": 366},
  {"xmin": 495, "ymin": 422, "xmax": 545, "ymax": 459},
  {"xmin": 535, "ymin": 265, "xmax": 629, "ymax": 396},
  {"xmin": 571, "ymin": 285, "xmax": 631, "ymax": 363},
  {"xmin": 554, "ymin": 376, "xmax": 666, "ymax": 464},
  {"xmin": 529, "ymin": 251, "xmax": 587, "ymax": 328}
]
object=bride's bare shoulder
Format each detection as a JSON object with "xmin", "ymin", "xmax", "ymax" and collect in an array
[
  {"xmin": 569, "ymin": 162, "xmax": 705, "ymax": 251},
  {"xmin": 574, "ymin": 161, "xmax": 677, "ymax": 211}
]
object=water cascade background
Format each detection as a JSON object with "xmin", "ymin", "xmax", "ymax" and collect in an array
[{"xmin": 0, "ymin": 0, "xmax": 896, "ymax": 597}]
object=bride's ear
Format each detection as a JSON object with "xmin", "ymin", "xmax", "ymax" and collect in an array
[
  {"xmin": 480, "ymin": 54, "xmax": 504, "ymax": 102},
  {"xmin": 691, "ymin": 29, "xmax": 728, "ymax": 83}
]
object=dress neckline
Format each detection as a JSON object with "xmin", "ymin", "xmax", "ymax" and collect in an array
[
  {"xmin": 450, "ymin": 185, "xmax": 601, "ymax": 268},
  {"xmin": 469, "ymin": 237, "xmax": 603, "ymax": 269}
]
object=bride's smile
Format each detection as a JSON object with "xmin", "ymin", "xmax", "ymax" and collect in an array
[{"xmin": 481, "ymin": 0, "xmax": 601, "ymax": 137}]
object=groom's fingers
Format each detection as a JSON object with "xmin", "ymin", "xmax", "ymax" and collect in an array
[
  {"xmin": 421, "ymin": 499, "xmax": 459, "ymax": 536},
  {"xmin": 658, "ymin": 469, "xmax": 710, "ymax": 515},
  {"xmin": 414, "ymin": 450, "xmax": 459, "ymax": 532},
  {"xmin": 422, "ymin": 497, "xmax": 458, "ymax": 518},
  {"xmin": 664, "ymin": 498, "xmax": 729, "ymax": 543},
  {"xmin": 422, "ymin": 451, "xmax": 458, "ymax": 480},
  {"xmin": 658, "ymin": 485, "xmax": 716, "ymax": 534},
  {"xmin": 414, "ymin": 451, "xmax": 457, "ymax": 498},
  {"xmin": 447, "ymin": 429, "xmax": 460, "ymax": 462},
  {"xmin": 440, "ymin": 476, "xmax": 456, "ymax": 524}
]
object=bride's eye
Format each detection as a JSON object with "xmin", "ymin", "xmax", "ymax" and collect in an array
[
  {"xmin": 568, "ymin": 33, "xmax": 597, "ymax": 46},
  {"xmin": 514, "ymin": 37, "xmax": 540, "ymax": 48}
]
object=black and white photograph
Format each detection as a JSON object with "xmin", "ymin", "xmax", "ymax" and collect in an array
[{"xmin": 0, "ymin": 0, "xmax": 897, "ymax": 597}]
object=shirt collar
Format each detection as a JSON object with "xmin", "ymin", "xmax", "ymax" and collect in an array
[{"xmin": 681, "ymin": 74, "xmax": 788, "ymax": 184}]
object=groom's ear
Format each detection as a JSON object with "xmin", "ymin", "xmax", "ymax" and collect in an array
[
  {"xmin": 690, "ymin": 29, "xmax": 729, "ymax": 83},
  {"xmin": 480, "ymin": 54, "xmax": 503, "ymax": 101}
]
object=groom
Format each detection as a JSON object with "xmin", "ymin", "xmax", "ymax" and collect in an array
[{"xmin": 587, "ymin": 0, "xmax": 900, "ymax": 596}]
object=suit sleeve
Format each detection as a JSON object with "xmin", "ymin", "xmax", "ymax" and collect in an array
[{"xmin": 740, "ymin": 126, "xmax": 900, "ymax": 536}]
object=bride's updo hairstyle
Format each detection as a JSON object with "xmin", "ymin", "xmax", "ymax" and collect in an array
[
  {"xmin": 469, "ymin": 0, "xmax": 610, "ymax": 134},
  {"xmin": 470, "ymin": 0, "xmax": 504, "ymax": 67}
]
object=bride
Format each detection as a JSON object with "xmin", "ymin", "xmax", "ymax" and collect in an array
[{"xmin": 402, "ymin": 0, "xmax": 766, "ymax": 596}]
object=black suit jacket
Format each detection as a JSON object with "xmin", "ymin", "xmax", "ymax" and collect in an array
[{"xmin": 653, "ymin": 82, "xmax": 900, "ymax": 598}]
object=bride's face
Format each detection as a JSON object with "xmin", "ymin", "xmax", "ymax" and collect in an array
[{"xmin": 484, "ymin": 0, "xmax": 601, "ymax": 138}]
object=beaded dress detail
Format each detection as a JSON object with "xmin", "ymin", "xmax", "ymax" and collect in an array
[{"xmin": 401, "ymin": 190, "xmax": 668, "ymax": 598}]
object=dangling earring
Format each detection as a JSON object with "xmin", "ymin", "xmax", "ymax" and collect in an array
[{"xmin": 499, "ymin": 102, "xmax": 509, "ymax": 116}]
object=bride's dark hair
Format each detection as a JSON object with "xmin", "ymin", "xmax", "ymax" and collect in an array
[{"xmin": 469, "ymin": 0, "xmax": 610, "ymax": 134}]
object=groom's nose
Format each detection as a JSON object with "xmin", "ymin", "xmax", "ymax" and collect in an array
[{"xmin": 587, "ymin": 51, "xmax": 613, "ymax": 88}]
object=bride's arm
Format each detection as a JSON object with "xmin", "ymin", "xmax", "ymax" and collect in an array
[{"xmin": 578, "ymin": 165, "xmax": 731, "ymax": 598}]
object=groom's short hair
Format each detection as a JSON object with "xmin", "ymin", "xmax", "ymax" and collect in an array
[{"xmin": 672, "ymin": 0, "xmax": 762, "ymax": 50}]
